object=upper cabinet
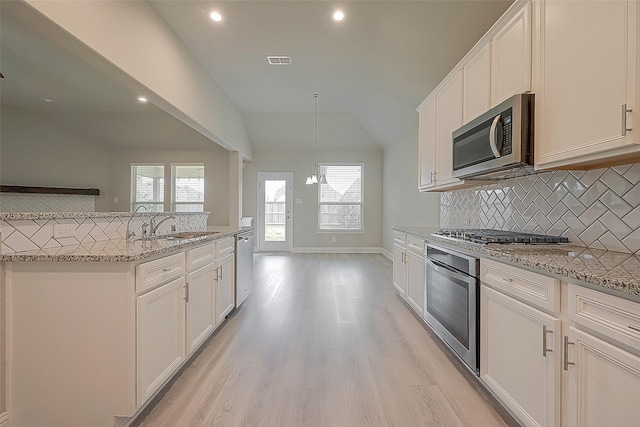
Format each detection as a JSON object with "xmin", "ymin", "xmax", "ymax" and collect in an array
[
  {"xmin": 534, "ymin": 0, "xmax": 640, "ymax": 169},
  {"xmin": 463, "ymin": 44, "xmax": 492, "ymax": 124},
  {"xmin": 491, "ymin": 3, "xmax": 532, "ymax": 106},
  {"xmin": 418, "ymin": 0, "xmax": 531, "ymax": 192}
]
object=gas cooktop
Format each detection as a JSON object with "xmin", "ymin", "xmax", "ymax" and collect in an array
[{"xmin": 432, "ymin": 229, "xmax": 570, "ymax": 245}]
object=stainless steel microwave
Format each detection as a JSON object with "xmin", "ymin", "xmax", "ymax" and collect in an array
[{"xmin": 452, "ymin": 94, "xmax": 534, "ymax": 180}]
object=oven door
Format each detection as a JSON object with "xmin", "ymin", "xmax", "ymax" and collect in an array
[{"xmin": 424, "ymin": 257, "xmax": 479, "ymax": 375}]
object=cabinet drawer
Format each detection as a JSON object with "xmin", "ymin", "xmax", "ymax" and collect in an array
[
  {"xmin": 481, "ymin": 258, "xmax": 560, "ymax": 314},
  {"xmin": 186, "ymin": 243, "xmax": 215, "ymax": 272},
  {"xmin": 406, "ymin": 235, "xmax": 425, "ymax": 256},
  {"xmin": 216, "ymin": 237, "xmax": 234, "ymax": 259},
  {"xmin": 136, "ymin": 252, "xmax": 185, "ymax": 294},
  {"xmin": 569, "ymin": 284, "xmax": 640, "ymax": 353},
  {"xmin": 393, "ymin": 231, "xmax": 407, "ymax": 247}
]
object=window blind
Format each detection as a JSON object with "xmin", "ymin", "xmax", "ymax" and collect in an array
[
  {"xmin": 319, "ymin": 163, "xmax": 363, "ymax": 230},
  {"xmin": 131, "ymin": 164, "xmax": 164, "ymax": 212},
  {"xmin": 172, "ymin": 164, "xmax": 205, "ymax": 212}
]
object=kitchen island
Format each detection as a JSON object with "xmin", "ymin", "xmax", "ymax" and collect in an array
[{"xmin": 2, "ymin": 223, "xmax": 252, "ymax": 427}]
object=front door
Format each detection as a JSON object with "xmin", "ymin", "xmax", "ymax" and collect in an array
[{"xmin": 258, "ymin": 172, "xmax": 293, "ymax": 252}]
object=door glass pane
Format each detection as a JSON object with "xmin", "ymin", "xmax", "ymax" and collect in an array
[{"xmin": 264, "ymin": 180, "xmax": 286, "ymax": 242}]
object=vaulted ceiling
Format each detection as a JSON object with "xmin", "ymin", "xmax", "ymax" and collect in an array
[{"xmin": 1, "ymin": 1, "xmax": 512, "ymax": 152}]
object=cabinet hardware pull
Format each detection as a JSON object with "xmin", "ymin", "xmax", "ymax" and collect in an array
[
  {"xmin": 542, "ymin": 325, "xmax": 553, "ymax": 357},
  {"xmin": 163, "ymin": 268, "xmax": 172, "ymax": 272},
  {"xmin": 502, "ymin": 277, "xmax": 513, "ymax": 282},
  {"xmin": 628, "ymin": 325, "xmax": 640, "ymax": 333},
  {"xmin": 622, "ymin": 104, "xmax": 633, "ymax": 135},
  {"xmin": 185, "ymin": 284, "xmax": 189, "ymax": 303},
  {"xmin": 563, "ymin": 336, "xmax": 575, "ymax": 371},
  {"xmin": 217, "ymin": 266, "xmax": 223, "ymax": 281}
]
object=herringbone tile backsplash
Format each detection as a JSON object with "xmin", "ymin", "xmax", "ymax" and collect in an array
[{"xmin": 441, "ymin": 163, "xmax": 640, "ymax": 254}]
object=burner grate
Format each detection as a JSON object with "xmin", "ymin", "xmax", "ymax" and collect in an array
[{"xmin": 433, "ymin": 229, "xmax": 569, "ymax": 244}]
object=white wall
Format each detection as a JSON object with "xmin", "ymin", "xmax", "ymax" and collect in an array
[
  {"xmin": 108, "ymin": 147, "xmax": 230, "ymax": 226},
  {"xmin": 382, "ymin": 119, "xmax": 440, "ymax": 254},
  {"xmin": 243, "ymin": 148, "xmax": 383, "ymax": 250},
  {"xmin": 25, "ymin": 0, "xmax": 253, "ymax": 159},
  {"xmin": 0, "ymin": 107, "xmax": 112, "ymax": 210}
]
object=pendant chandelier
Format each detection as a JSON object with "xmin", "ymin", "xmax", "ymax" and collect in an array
[{"xmin": 305, "ymin": 93, "xmax": 327, "ymax": 185}]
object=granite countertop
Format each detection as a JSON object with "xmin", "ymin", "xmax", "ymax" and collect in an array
[
  {"xmin": 0, "ymin": 211, "xmax": 210, "ymax": 221},
  {"xmin": 0, "ymin": 228, "xmax": 252, "ymax": 263},
  {"xmin": 392, "ymin": 226, "xmax": 640, "ymax": 298}
]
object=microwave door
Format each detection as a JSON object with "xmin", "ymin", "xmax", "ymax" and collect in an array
[{"xmin": 453, "ymin": 115, "xmax": 499, "ymax": 171}]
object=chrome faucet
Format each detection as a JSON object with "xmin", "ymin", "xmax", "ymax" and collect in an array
[
  {"xmin": 149, "ymin": 214, "xmax": 176, "ymax": 236},
  {"xmin": 126, "ymin": 205, "xmax": 147, "ymax": 240}
]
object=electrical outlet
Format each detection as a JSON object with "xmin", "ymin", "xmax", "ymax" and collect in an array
[
  {"xmin": 54, "ymin": 223, "xmax": 76, "ymax": 238},
  {"xmin": 331, "ymin": 236, "xmax": 336, "ymax": 242}
]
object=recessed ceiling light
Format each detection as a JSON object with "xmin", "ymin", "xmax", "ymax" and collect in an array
[
  {"xmin": 267, "ymin": 56, "xmax": 292, "ymax": 65},
  {"xmin": 137, "ymin": 96, "xmax": 148, "ymax": 103},
  {"xmin": 332, "ymin": 10, "xmax": 345, "ymax": 22},
  {"xmin": 209, "ymin": 11, "xmax": 223, "ymax": 22},
  {"xmin": 40, "ymin": 97, "xmax": 53, "ymax": 103}
]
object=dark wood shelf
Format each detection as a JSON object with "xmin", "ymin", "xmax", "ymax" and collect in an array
[{"xmin": 0, "ymin": 185, "xmax": 100, "ymax": 196}]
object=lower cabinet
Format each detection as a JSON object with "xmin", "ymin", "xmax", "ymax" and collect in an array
[
  {"xmin": 481, "ymin": 285, "xmax": 560, "ymax": 427},
  {"xmin": 392, "ymin": 243, "xmax": 406, "ymax": 297},
  {"xmin": 566, "ymin": 326, "xmax": 640, "ymax": 427},
  {"xmin": 391, "ymin": 231, "xmax": 426, "ymax": 318},
  {"xmin": 186, "ymin": 263, "xmax": 216, "ymax": 354},
  {"xmin": 215, "ymin": 253, "xmax": 235, "ymax": 326},
  {"xmin": 406, "ymin": 248, "xmax": 425, "ymax": 317},
  {"xmin": 136, "ymin": 276, "xmax": 186, "ymax": 405},
  {"xmin": 481, "ymin": 258, "xmax": 640, "ymax": 427}
]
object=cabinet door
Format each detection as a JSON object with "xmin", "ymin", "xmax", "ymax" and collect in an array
[
  {"xmin": 405, "ymin": 250, "xmax": 425, "ymax": 318},
  {"xmin": 464, "ymin": 43, "xmax": 492, "ymax": 123},
  {"xmin": 392, "ymin": 244, "xmax": 406, "ymax": 296},
  {"xmin": 567, "ymin": 326, "xmax": 640, "ymax": 427},
  {"xmin": 216, "ymin": 253, "xmax": 235, "ymax": 326},
  {"xmin": 435, "ymin": 70, "xmax": 464, "ymax": 187},
  {"xmin": 535, "ymin": 0, "xmax": 638, "ymax": 169},
  {"xmin": 418, "ymin": 97, "xmax": 437, "ymax": 190},
  {"xmin": 481, "ymin": 286, "xmax": 560, "ymax": 427},
  {"xmin": 186, "ymin": 264, "xmax": 215, "ymax": 354},
  {"xmin": 136, "ymin": 277, "xmax": 186, "ymax": 406},
  {"xmin": 491, "ymin": 2, "xmax": 531, "ymax": 105}
]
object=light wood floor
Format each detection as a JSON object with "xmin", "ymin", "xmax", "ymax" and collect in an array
[{"xmin": 139, "ymin": 253, "xmax": 518, "ymax": 427}]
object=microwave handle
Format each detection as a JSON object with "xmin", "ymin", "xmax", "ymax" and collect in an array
[{"xmin": 489, "ymin": 114, "xmax": 502, "ymax": 158}]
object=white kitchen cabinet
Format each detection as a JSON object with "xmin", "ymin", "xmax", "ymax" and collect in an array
[
  {"xmin": 565, "ymin": 326, "xmax": 640, "ymax": 427},
  {"xmin": 392, "ymin": 231, "xmax": 407, "ymax": 297},
  {"xmin": 392, "ymin": 231, "xmax": 426, "ymax": 318},
  {"xmin": 136, "ymin": 276, "xmax": 186, "ymax": 406},
  {"xmin": 186, "ymin": 264, "xmax": 216, "ymax": 354},
  {"xmin": 418, "ymin": 96, "xmax": 437, "ymax": 191},
  {"xmin": 463, "ymin": 43, "xmax": 492, "ymax": 123},
  {"xmin": 215, "ymin": 253, "xmax": 235, "ymax": 326},
  {"xmin": 534, "ymin": 0, "xmax": 640, "ymax": 169},
  {"xmin": 491, "ymin": 1, "xmax": 531, "ymax": 106},
  {"xmin": 481, "ymin": 285, "xmax": 560, "ymax": 427},
  {"xmin": 405, "ymin": 247, "xmax": 425, "ymax": 318},
  {"xmin": 435, "ymin": 70, "xmax": 464, "ymax": 188}
]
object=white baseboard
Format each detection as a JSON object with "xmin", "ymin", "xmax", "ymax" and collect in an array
[
  {"xmin": 292, "ymin": 246, "xmax": 384, "ymax": 254},
  {"xmin": 381, "ymin": 249, "xmax": 392, "ymax": 260},
  {"xmin": 0, "ymin": 412, "xmax": 9, "ymax": 427}
]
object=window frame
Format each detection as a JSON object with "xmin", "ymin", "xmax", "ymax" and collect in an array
[
  {"xmin": 130, "ymin": 163, "xmax": 165, "ymax": 212},
  {"xmin": 317, "ymin": 161, "xmax": 365, "ymax": 233},
  {"xmin": 171, "ymin": 163, "xmax": 205, "ymax": 212}
]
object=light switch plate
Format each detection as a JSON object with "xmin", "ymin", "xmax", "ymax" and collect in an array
[{"xmin": 54, "ymin": 223, "xmax": 76, "ymax": 238}]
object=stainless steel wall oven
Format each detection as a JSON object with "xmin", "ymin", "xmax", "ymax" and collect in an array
[{"xmin": 424, "ymin": 244, "xmax": 480, "ymax": 375}]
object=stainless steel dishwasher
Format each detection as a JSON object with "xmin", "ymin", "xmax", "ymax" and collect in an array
[{"xmin": 235, "ymin": 230, "xmax": 254, "ymax": 307}]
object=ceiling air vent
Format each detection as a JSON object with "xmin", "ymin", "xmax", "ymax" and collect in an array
[{"xmin": 267, "ymin": 56, "xmax": 292, "ymax": 65}]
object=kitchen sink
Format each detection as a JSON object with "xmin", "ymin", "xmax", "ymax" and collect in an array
[
  {"xmin": 138, "ymin": 231, "xmax": 219, "ymax": 241},
  {"xmin": 168, "ymin": 231, "xmax": 219, "ymax": 239}
]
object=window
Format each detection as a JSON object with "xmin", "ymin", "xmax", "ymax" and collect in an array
[
  {"xmin": 131, "ymin": 164, "xmax": 164, "ymax": 212},
  {"xmin": 318, "ymin": 163, "xmax": 363, "ymax": 231},
  {"xmin": 172, "ymin": 164, "xmax": 205, "ymax": 212}
]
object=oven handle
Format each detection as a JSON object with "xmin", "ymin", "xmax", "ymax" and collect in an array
[{"xmin": 426, "ymin": 257, "xmax": 474, "ymax": 283}]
